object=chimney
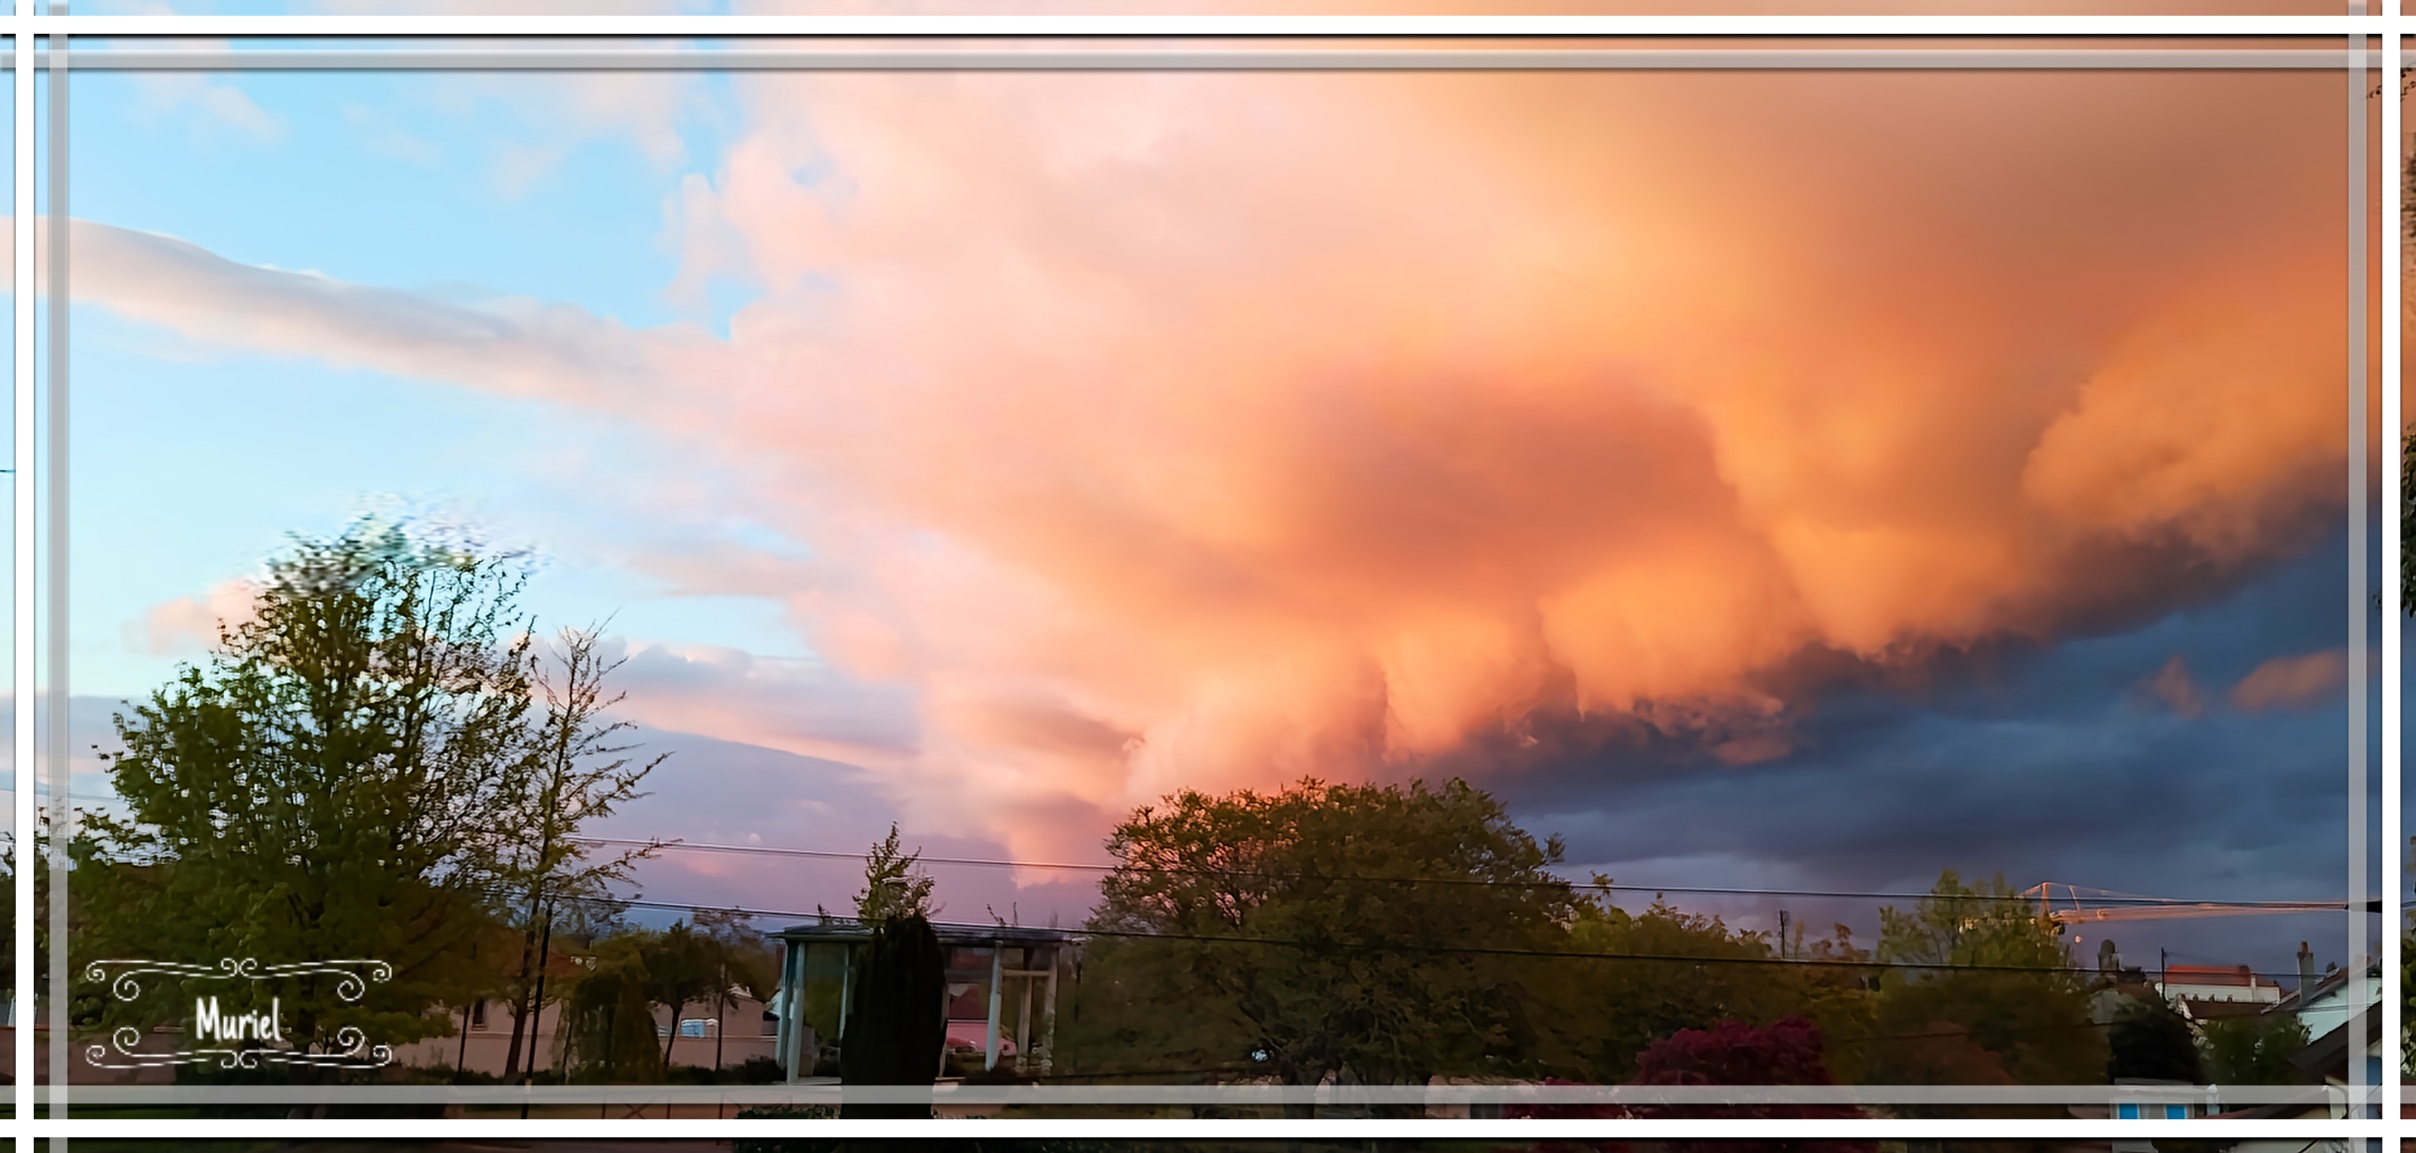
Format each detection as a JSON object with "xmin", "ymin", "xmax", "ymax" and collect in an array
[{"xmin": 2296, "ymin": 941, "xmax": 2315, "ymax": 1005}]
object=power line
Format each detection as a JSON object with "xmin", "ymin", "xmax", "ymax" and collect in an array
[
  {"xmin": 574, "ymin": 835, "xmax": 2353, "ymax": 911},
  {"xmin": 538, "ymin": 891, "xmax": 2322, "ymax": 984},
  {"xmin": 35, "ymin": 793, "xmax": 2362, "ymax": 909}
]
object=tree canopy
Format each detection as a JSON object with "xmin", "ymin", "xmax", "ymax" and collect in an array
[
  {"xmin": 1546, "ymin": 894, "xmax": 1873, "ymax": 1085},
  {"xmin": 2105, "ymin": 996, "xmax": 2203, "ymax": 1084},
  {"xmin": 73, "ymin": 518, "xmax": 663, "ymax": 1070},
  {"xmin": 853, "ymin": 823, "xmax": 939, "ymax": 928},
  {"xmin": 2200, "ymin": 1012, "xmax": 2309, "ymax": 1091},
  {"xmin": 1066, "ymin": 777, "xmax": 1581, "ymax": 1092},
  {"xmin": 1863, "ymin": 871, "xmax": 2108, "ymax": 1097}
]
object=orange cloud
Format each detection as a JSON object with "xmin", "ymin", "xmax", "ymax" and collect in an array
[
  {"xmin": 68, "ymin": 64, "xmax": 2359, "ymax": 865},
  {"xmin": 664, "ymin": 68, "xmax": 2352, "ymax": 852},
  {"xmin": 2229, "ymin": 650, "xmax": 2350, "ymax": 714}
]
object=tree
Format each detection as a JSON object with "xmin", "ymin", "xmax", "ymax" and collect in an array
[
  {"xmin": 693, "ymin": 908, "xmax": 780, "ymax": 1071},
  {"xmin": 2106, "ymin": 997, "xmax": 2203, "ymax": 1084},
  {"xmin": 645, "ymin": 921, "xmax": 722, "ymax": 1069},
  {"xmin": 1625, "ymin": 1016, "xmax": 1875, "ymax": 1150},
  {"xmin": 77, "ymin": 520, "xmax": 542, "ymax": 1060},
  {"xmin": 1067, "ymin": 778, "xmax": 1582, "ymax": 1100},
  {"xmin": 558, "ymin": 928, "xmax": 667, "ymax": 1084},
  {"xmin": 850, "ymin": 823, "xmax": 937, "ymax": 929},
  {"xmin": 1868, "ymin": 872, "xmax": 2107, "ymax": 1095},
  {"xmin": 2200, "ymin": 1013, "xmax": 2309, "ymax": 1092},
  {"xmin": 1547, "ymin": 893, "xmax": 1873, "ymax": 1085},
  {"xmin": 837, "ymin": 913, "xmax": 947, "ymax": 1119},
  {"xmin": 1854, "ymin": 1019, "xmax": 2021, "ymax": 1095},
  {"xmin": 1497, "ymin": 1080, "xmax": 1633, "ymax": 1153},
  {"xmin": 2394, "ymin": 138, "xmax": 2414, "ymax": 607},
  {"xmin": 2402, "ymin": 427, "xmax": 2414, "ymax": 616},
  {"xmin": 495, "ymin": 623, "xmax": 665, "ymax": 1083},
  {"xmin": 0, "ymin": 818, "xmax": 109, "ymax": 1037}
]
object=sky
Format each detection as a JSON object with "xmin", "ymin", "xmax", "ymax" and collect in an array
[{"xmin": 0, "ymin": 31, "xmax": 2389, "ymax": 989}]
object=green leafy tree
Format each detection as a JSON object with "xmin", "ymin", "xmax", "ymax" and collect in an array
[
  {"xmin": 1549, "ymin": 894, "xmax": 1872, "ymax": 1085},
  {"xmin": 495, "ymin": 624, "xmax": 666, "ymax": 1082},
  {"xmin": 2201, "ymin": 1012, "xmax": 2310, "ymax": 1092},
  {"xmin": 2401, "ymin": 837, "xmax": 2413, "ymax": 1075},
  {"xmin": 850, "ymin": 823, "xmax": 938, "ymax": 929},
  {"xmin": 76, "ymin": 520, "xmax": 541, "ymax": 1060},
  {"xmin": 2402, "ymin": 427, "xmax": 2414, "ymax": 616},
  {"xmin": 1868, "ymin": 871, "xmax": 2107, "ymax": 1097},
  {"xmin": 693, "ymin": 908, "xmax": 780, "ymax": 1071},
  {"xmin": 1065, "ymin": 777, "xmax": 1581, "ymax": 1099},
  {"xmin": 2106, "ymin": 996, "xmax": 2203, "ymax": 1084},
  {"xmin": 0, "ymin": 819, "xmax": 109, "ymax": 1036},
  {"xmin": 558, "ymin": 928, "xmax": 667, "ymax": 1083},
  {"xmin": 647, "ymin": 921, "xmax": 722, "ymax": 1069}
]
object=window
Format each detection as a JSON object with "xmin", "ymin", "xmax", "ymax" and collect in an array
[
  {"xmin": 2163, "ymin": 1105, "xmax": 2186, "ymax": 1120},
  {"xmin": 470, "ymin": 1000, "xmax": 487, "ymax": 1030},
  {"xmin": 2116, "ymin": 1103, "xmax": 2140, "ymax": 1120}
]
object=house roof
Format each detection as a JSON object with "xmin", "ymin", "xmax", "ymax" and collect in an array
[
  {"xmin": 2178, "ymin": 997, "xmax": 2270, "ymax": 1021},
  {"xmin": 2288, "ymin": 1003, "xmax": 2385, "ymax": 1084},
  {"xmin": 2160, "ymin": 964, "xmax": 2281, "ymax": 990},
  {"xmin": 2271, "ymin": 957, "xmax": 2382, "ymax": 1015}
]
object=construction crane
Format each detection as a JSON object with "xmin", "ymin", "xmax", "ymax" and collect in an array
[{"xmin": 2022, "ymin": 882, "xmax": 2346, "ymax": 932}]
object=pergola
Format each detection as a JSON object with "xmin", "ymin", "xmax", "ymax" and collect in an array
[{"xmin": 768, "ymin": 921, "xmax": 1076, "ymax": 1083}]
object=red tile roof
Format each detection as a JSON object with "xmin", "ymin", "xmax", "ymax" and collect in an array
[{"xmin": 2163, "ymin": 964, "xmax": 2278, "ymax": 988}]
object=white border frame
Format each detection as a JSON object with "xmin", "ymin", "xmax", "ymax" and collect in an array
[
  {"xmin": 2385, "ymin": 16, "xmax": 2406, "ymax": 1146},
  {"xmin": 0, "ymin": 14, "xmax": 2392, "ymax": 36},
  {"xmin": 13, "ymin": 12, "xmax": 32, "ymax": 1152},
  {"xmin": 5, "ymin": 3, "xmax": 2403, "ymax": 1148}
]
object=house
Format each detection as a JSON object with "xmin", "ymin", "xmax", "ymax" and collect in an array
[
  {"xmin": 2286, "ymin": 998, "xmax": 2382, "ymax": 1109},
  {"xmin": 2084, "ymin": 974, "xmax": 2160, "ymax": 1026},
  {"xmin": 2211, "ymin": 948, "xmax": 2386, "ymax": 1139},
  {"xmin": 2272, "ymin": 945, "xmax": 2382, "ymax": 1053},
  {"xmin": 766, "ymin": 921, "xmax": 1077, "ymax": 1084},
  {"xmin": 2069, "ymin": 1078, "xmax": 2222, "ymax": 1138},
  {"xmin": 2153, "ymin": 963, "xmax": 2284, "ymax": 1011}
]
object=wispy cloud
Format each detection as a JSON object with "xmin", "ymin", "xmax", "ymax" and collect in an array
[
  {"xmin": 23, "ymin": 216, "xmax": 723, "ymax": 414},
  {"xmin": 129, "ymin": 69, "xmax": 285, "ymax": 148},
  {"xmin": 2137, "ymin": 655, "xmax": 2206, "ymax": 719},
  {"xmin": 341, "ymin": 103, "xmax": 440, "ymax": 167}
]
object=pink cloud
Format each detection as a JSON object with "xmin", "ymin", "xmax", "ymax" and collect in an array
[
  {"xmin": 133, "ymin": 578, "xmax": 262, "ymax": 655},
  {"xmin": 2229, "ymin": 650, "xmax": 2349, "ymax": 714}
]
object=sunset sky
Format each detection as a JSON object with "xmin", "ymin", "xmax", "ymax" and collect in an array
[{"xmin": 4, "ymin": 39, "xmax": 2386, "ymax": 981}]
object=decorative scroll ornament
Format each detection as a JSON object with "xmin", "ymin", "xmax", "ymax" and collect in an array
[{"xmin": 79, "ymin": 958, "xmax": 396, "ymax": 1071}]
